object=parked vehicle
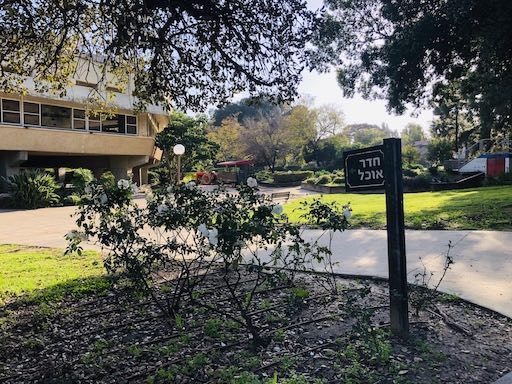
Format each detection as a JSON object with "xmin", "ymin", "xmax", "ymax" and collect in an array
[{"xmin": 195, "ymin": 160, "xmax": 254, "ymax": 185}]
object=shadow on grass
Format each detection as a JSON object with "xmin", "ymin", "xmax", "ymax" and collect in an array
[
  {"xmin": 406, "ymin": 186, "xmax": 512, "ymax": 230},
  {"xmin": 2, "ymin": 274, "xmax": 115, "ymax": 309}
]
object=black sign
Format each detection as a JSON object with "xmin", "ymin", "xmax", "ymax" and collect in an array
[{"xmin": 344, "ymin": 145, "xmax": 385, "ymax": 192}]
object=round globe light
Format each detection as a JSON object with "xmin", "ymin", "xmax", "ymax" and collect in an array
[{"xmin": 173, "ymin": 144, "xmax": 185, "ymax": 155}]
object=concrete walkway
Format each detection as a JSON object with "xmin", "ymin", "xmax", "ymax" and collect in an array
[{"xmin": 0, "ymin": 205, "xmax": 510, "ymax": 318}]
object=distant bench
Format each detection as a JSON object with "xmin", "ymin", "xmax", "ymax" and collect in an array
[{"xmin": 270, "ymin": 191, "xmax": 290, "ymax": 202}]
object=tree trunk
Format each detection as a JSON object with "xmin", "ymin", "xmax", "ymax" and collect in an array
[{"xmin": 454, "ymin": 107, "xmax": 459, "ymax": 152}]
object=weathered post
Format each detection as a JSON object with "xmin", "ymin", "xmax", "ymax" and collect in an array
[
  {"xmin": 344, "ymin": 138, "xmax": 409, "ymax": 337},
  {"xmin": 383, "ymin": 138, "xmax": 409, "ymax": 337}
]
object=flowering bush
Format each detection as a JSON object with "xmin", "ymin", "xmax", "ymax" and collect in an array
[{"xmin": 67, "ymin": 178, "xmax": 351, "ymax": 346}]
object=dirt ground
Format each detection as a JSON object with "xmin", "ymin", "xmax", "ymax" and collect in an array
[{"xmin": 1, "ymin": 271, "xmax": 511, "ymax": 384}]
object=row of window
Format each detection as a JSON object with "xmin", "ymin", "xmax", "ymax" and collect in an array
[{"xmin": 0, "ymin": 98, "xmax": 137, "ymax": 134}]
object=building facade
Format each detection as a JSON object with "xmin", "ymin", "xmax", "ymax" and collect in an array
[{"xmin": 0, "ymin": 59, "xmax": 168, "ymax": 192}]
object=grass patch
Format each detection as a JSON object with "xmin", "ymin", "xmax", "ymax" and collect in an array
[
  {"xmin": 285, "ymin": 185, "xmax": 512, "ymax": 230},
  {"xmin": 0, "ymin": 244, "xmax": 107, "ymax": 305}
]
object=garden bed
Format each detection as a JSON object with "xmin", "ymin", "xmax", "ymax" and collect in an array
[{"xmin": 1, "ymin": 268, "xmax": 510, "ymax": 384}]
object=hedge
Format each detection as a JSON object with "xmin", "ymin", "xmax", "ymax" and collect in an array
[{"xmin": 272, "ymin": 171, "xmax": 314, "ymax": 183}]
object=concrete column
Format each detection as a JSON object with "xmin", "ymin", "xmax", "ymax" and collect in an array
[
  {"xmin": 140, "ymin": 167, "xmax": 149, "ymax": 185},
  {"xmin": 110, "ymin": 168, "xmax": 130, "ymax": 181},
  {"xmin": 108, "ymin": 155, "xmax": 149, "ymax": 182}
]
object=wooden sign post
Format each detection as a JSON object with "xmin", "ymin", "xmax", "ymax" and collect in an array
[
  {"xmin": 382, "ymin": 138, "xmax": 409, "ymax": 337},
  {"xmin": 344, "ymin": 137, "xmax": 409, "ymax": 337}
]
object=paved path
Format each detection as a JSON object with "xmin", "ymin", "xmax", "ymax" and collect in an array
[{"xmin": 1, "ymin": 204, "xmax": 510, "ymax": 318}]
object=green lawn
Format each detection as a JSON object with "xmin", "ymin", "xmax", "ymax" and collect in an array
[
  {"xmin": 285, "ymin": 185, "xmax": 512, "ymax": 230},
  {"xmin": 0, "ymin": 245, "xmax": 108, "ymax": 305}
]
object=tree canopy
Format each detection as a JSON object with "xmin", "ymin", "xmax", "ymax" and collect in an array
[
  {"xmin": 0, "ymin": 0, "xmax": 315, "ymax": 111},
  {"xmin": 401, "ymin": 123, "xmax": 426, "ymax": 146},
  {"xmin": 312, "ymin": 0, "xmax": 512, "ymax": 140},
  {"xmin": 155, "ymin": 111, "xmax": 219, "ymax": 171}
]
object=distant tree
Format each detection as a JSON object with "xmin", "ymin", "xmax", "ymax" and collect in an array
[
  {"xmin": 427, "ymin": 139, "xmax": 453, "ymax": 167},
  {"xmin": 402, "ymin": 145, "xmax": 421, "ymax": 166},
  {"xmin": 430, "ymin": 81, "xmax": 477, "ymax": 151},
  {"xmin": 343, "ymin": 123, "xmax": 398, "ymax": 146},
  {"xmin": 304, "ymin": 134, "xmax": 355, "ymax": 170},
  {"xmin": 281, "ymin": 105, "xmax": 318, "ymax": 164},
  {"xmin": 155, "ymin": 112, "xmax": 219, "ymax": 174},
  {"xmin": 315, "ymin": 105, "xmax": 345, "ymax": 139},
  {"xmin": 0, "ymin": 1, "xmax": 314, "ymax": 111},
  {"xmin": 401, "ymin": 123, "xmax": 426, "ymax": 146},
  {"xmin": 343, "ymin": 124, "xmax": 394, "ymax": 146},
  {"xmin": 212, "ymin": 99, "xmax": 318, "ymax": 168},
  {"xmin": 207, "ymin": 117, "xmax": 246, "ymax": 162},
  {"xmin": 242, "ymin": 112, "xmax": 286, "ymax": 172}
]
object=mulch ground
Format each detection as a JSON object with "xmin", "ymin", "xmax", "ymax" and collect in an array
[{"xmin": 0, "ymin": 269, "xmax": 511, "ymax": 384}]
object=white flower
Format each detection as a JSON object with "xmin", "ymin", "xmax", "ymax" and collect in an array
[
  {"xmin": 198, "ymin": 223, "xmax": 209, "ymax": 237},
  {"xmin": 246, "ymin": 177, "xmax": 258, "ymax": 188},
  {"xmin": 99, "ymin": 193, "xmax": 108, "ymax": 205},
  {"xmin": 343, "ymin": 207, "xmax": 352, "ymax": 220},
  {"xmin": 157, "ymin": 203, "xmax": 168, "ymax": 215},
  {"xmin": 166, "ymin": 185, "xmax": 173, "ymax": 193},
  {"xmin": 84, "ymin": 186, "xmax": 92, "ymax": 195},
  {"xmin": 66, "ymin": 230, "xmax": 77, "ymax": 240},
  {"xmin": 185, "ymin": 181, "xmax": 196, "ymax": 190},
  {"xmin": 272, "ymin": 204, "xmax": 283, "ymax": 215},
  {"xmin": 131, "ymin": 183, "xmax": 139, "ymax": 194},
  {"xmin": 117, "ymin": 179, "xmax": 130, "ymax": 190},
  {"xmin": 208, "ymin": 228, "xmax": 218, "ymax": 246}
]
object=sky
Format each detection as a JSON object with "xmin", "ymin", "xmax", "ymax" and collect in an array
[
  {"xmin": 298, "ymin": 0, "xmax": 434, "ymax": 134},
  {"xmin": 297, "ymin": 69, "xmax": 434, "ymax": 134}
]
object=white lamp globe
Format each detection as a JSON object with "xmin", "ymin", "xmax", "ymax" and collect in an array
[{"xmin": 173, "ymin": 144, "xmax": 185, "ymax": 155}]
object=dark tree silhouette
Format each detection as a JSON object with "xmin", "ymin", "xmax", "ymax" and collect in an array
[{"xmin": 0, "ymin": 0, "xmax": 315, "ymax": 111}]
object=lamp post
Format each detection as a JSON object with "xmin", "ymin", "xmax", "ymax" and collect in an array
[{"xmin": 173, "ymin": 144, "xmax": 185, "ymax": 184}]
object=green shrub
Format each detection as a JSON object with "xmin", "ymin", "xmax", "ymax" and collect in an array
[
  {"xmin": 304, "ymin": 177, "xmax": 316, "ymax": 184},
  {"xmin": 485, "ymin": 172, "xmax": 512, "ymax": 186},
  {"xmin": 403, "ymin": 168, "xmax": 417, "ymax": 177},
  {"xmin": 6, "ymin": 170, "xmax": 60, "ymax": 209},
  {"xmin": 408, "ymin": 163, "xmax": 424, "ymax": 170},
  {"xmin": 255, "ymin": 170, "xmax": 273, "ymax": 183},
  {"xmin": 63, "ymin": 194, "xmax": 82, "ymax": 206},
  {"xmin": 272, "ymin": 171, "xmax": 313, "ymax": 183},
  {"xmin": 315, "ymin": 174, "xmax": 331, "ymax": 185},
  {"xmin": 403, "ymin": 174, "xmax": 432, "ymax": 191},
  {"xmin": 148, "ymin": 170, "xmax": 160, "ymax": 185},
  {"xmin": 99, "ymin": 171, "xmax": 116, "ymax": 189},
  {"xmin": 71, "ymin": 168, "xmax": 95, "ymax": 191},
  {"xmin": 331, "ymin": 176, "xmax": 344, "ymax": 185}
]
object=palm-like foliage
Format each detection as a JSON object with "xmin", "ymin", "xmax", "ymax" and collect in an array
[{"xmin": 6, "ymin": 170, "xmax": 60, "ymax": 209}]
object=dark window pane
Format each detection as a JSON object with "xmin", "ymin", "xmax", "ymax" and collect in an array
[
  {"xmin": 24, "ymin": 114, "xmax": 40, "ymax": 125},
  {"xmin": 89, "ymin": 120, "xmax": 101, "ymax": 131},
  {"xmin": 41, "ymin": 105, "xmax": 71, "ymax": 129},
  {"xmin": 127, "ymin": 124, "xmax": 137, "ymax": 134},
  {"xmin": 3, "ymin": 99, "xmax": 20, "ymax": 111},
  {"xmin": 127, "ymin": 116, "xmax": 136, "ymax": 125},
  {"xmin": 3, "ymin": 112, "xmax": 20, "ymax": 123},
  {"xmin": 74, "ymin": 109, "xmax": 85, "ymax": 119},
  {"xmin": 23, "ymin": 102, "xmax": 39, "ymax": 114},
  {"xmin": 102, "ymin": 114, "xmax": 125, "ymax": 134},
  {"xmin": 73, "ymin": 119, "xmax": 85, "ymax": 130},
  {"xmin": 118, "ymin": 115, "xmax": 126, "ymax": 133}
]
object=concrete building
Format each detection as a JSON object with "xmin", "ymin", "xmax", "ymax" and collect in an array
[{"xmin": 0, "ymin": 58, "xmax": 168, "ymax": 192}]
